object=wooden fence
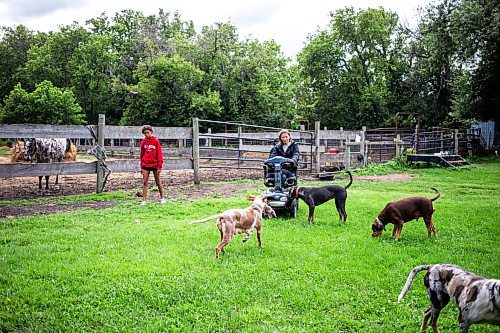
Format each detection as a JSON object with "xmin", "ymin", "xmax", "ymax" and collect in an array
[{"xmin": 0, "ymin": 115, "xmax": 476, "ymax": 193}]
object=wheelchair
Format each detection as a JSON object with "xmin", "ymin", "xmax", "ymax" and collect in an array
[{"xmin": 262, "ymin": 156, "xmax": 299, "ymax": 218}]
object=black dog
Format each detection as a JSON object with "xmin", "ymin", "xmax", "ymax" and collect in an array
[{"xmin": 291, "ymin": 171, "xmax": 352, "ymax": 224}]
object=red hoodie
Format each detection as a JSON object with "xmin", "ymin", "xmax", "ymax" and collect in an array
[{"xmin": 140, "ymin": 136, "xmax": 163, "ymax": 170}]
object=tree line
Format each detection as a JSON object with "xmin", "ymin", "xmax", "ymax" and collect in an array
[{"xmin": 0, "ymin": 0, "xmax": 498, "ymax": 130}]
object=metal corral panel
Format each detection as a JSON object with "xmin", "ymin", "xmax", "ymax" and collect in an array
[{"xmin": 473, "ymin": 121, "xmax": 498, "ymax": 149}]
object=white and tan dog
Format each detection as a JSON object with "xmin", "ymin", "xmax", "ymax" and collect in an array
[
  {"xmin": 398, "ymin": 264, "xmax": 500, "ymax": 333},
  {"xmin": 190, "ymin": 194, "xmax": 276, "ymax": 258}
]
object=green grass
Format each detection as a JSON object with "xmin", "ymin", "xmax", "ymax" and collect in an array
[{"xmin": 1, "ymin": 161, "xmax": 500, "ymax": 332}]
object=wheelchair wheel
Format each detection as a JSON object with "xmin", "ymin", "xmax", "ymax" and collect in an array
[{"xmin": 289, "ymin": 198, "xmax": 298, "ymax": 218}]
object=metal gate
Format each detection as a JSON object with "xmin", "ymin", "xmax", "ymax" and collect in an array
[{"xmin": 192, "ymin": 118, "xmax": 314, "ymax": 183}]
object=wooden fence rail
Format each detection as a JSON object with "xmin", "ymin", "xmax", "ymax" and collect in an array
[{"xmin": 0, "ymin": 115, "xmax": 474, "ymax": 193}]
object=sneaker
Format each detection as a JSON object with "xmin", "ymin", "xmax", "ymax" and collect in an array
[
  {"xmin": 159, "ymin": 199, "xmax": 166, "ymax": 205},
  {"xmin": 140, "ymin": 201, "xmax": 147, "ymax": 206}
]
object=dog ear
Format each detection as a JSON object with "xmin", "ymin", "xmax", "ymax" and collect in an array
[{"xmin": 247, "ymin": 196, "xmax": 256, "ymax": 201}]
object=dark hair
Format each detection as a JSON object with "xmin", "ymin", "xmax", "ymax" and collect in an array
[{"xmin": 141, "ymin": 125, "xmax": 153, "ymax": 134}]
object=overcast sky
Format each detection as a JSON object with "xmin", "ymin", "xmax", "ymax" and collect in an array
[{"xmin": 0, "ymin": 0, "xmax": 433, "ymax": 58}]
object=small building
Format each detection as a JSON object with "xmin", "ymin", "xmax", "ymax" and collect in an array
[{"xmin": 471, "ymin": 120, "xmax": 499, "ymax": 150}]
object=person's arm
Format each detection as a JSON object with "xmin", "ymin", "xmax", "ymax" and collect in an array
[
  {"xmin": 269, "ymin": 146, "xmax": 278, "ymax": 158},
  {"xmin": 156, "ymin": 139, "xmax": 163, "ymax": 171},
  {"xmin": 140, "ymin": 140, "xmax": 145, "ymax": 168},
  {"xmin": 291, "ymin": 143, "xmax": 300, "ymax": 166}
]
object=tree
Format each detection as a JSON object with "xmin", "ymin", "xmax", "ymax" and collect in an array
[
  {"xmin": 22, "ymin": 24, "xmax": 90, "ymax": 90},
  {"xmin": 0, "ymin": 25, "xmax": 39, "ymax": 103},
  {"xmin": 450, "ymin": 0, "xmax": 500, "ymax": 122},
  {"xmin": 68, "ymin": 34, "xmax": 119, "ymax": 124},
  {"xmin": 297, "ymin": 7, "xmax": 409, "ymax": 129},
  {"xmin": 121, "ymin": 55, "xmax": 221, "ymax": 126},
  {"xmin": 0, "ymin": 81, "xmax": 85, "ymax": 124}
]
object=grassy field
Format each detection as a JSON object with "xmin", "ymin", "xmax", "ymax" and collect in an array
[{"xmin": 1, "ymin": 160, "xmax": 499, "ymax": 332}]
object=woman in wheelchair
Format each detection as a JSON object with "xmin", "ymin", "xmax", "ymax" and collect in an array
[{"xmin": 265, "ymin": 129, "xmax": 300, "ymax": 187}]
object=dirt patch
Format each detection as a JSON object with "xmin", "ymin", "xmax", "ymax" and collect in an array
[
  {"xmin": 354, "ymin": 173, "xmax": 412, "ymax": 182},
  {"xmin": 0, "ymin": 168, "xmax": 263, "ymax": 201},
  {"xmin": 0, "ymin": 201, "xmax": 116, "ymax": 219},
  {"xmin": 0, "ymin": 169, "xmax": 263, "ymax": 219},
  {"xmin": 0, "ymin": 160, "xmax": 411, "ymax": 218}
]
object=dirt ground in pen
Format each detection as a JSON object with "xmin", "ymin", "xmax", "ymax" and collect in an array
[{"xmin": 0, "ymin": 154, "xmax": 411, "ymax": 218}]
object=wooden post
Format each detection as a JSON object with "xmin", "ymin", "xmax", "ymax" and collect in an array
[
  {"xmin": 454, "ymin": 129, "xmax": 459, "ymax": 155},
  {"xmin": 206, "ymin": 128, "xmax": 212, "ymax": 147},
  {"xmin": 414, "ymin": 124, "xmax": 420, "ymax": 154},
  {"xmin": 193, "ymin": 117, "xmax": 200, "ymax": 184},
  {"xmin": 467, "ymin": 129, "xmax": 472, "ymax": 157},
  {"xmin": 323, "ymin": 126, "xmax": 328, "ymax": 147},
  {"xmin": 395, "ymin": 134, "xmax": 401, "ymax": 159},
  {"xmin": 345, "ymin": 144, "xmax": 351, "ymax": 171},
  {"xmin": 440, "ymin": 132, "xmax": 444, "ymax": 152},
  {"xmin": 96, "ymin": 114, "xmax": 105, "ymax": 193},
  {"xmin": 361, "ymin": 126, "xmax": 366, "ymax": 166},
  {"xmin": 314, "ymin": 121, "xmax": 321, "ymax": 173},
  {"xmin": 237, "ymin": 125, "xmax": 242, "ymax": 167}
]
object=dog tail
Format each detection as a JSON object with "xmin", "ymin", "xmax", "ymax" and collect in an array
[
  {"xmin": 190, "ymin": 214, "xmax": 221, "ymax": 224},
  {"xmin": 344, "ymin": 170, "xmax": 353, "ymax": 189},
  {"xmin": 398, "ymin": 265, "xmax": 434, "ymax": 302},
  {"xmin": 430, "ymin": 188, "xmax": 440, "ymax": 202}
]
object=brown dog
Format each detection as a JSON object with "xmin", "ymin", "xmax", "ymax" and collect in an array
[
  {"xmin": 190, "ymin": 194, "xmax": 276, "ymax": 258},
  {"xmin": 398, "ymin": 264, "xmax": 500, "ymax": 332},
  {"xmin": 372, "ymin": 188, "xmax": 440, "ymax": 240}
]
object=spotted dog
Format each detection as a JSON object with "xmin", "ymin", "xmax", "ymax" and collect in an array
[
  {"xmin": 190, "ymin": 194, "xmax": 276, "ymax": 258},
  {"xmin": 372, "ymin": 188, "xmax": 440, "ymax": 240},
  {"xmin": 398, "ymin": 264, "xmax": 500, "ymax": 333}
]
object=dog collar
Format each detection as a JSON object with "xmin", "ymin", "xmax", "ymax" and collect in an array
[
  {"xmin": 376, "ymin": 217, "xmax": 386, "ymax": 230},
  {"xmin": 252, "ymin": 202, "xmax": 264, "ymax": 210},
  {"xmin": 293, "ymin": 187, "xmax": 299, "ymax": 198}
]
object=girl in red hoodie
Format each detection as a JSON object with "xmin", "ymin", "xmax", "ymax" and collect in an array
[{"xmin": 139, "ymin": 125, "xmax": 165, "ymax": 205}]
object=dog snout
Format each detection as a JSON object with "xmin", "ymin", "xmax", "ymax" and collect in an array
[{"xmin": 371, "ymin": 221, "xmax": 383, "ymax": 237}]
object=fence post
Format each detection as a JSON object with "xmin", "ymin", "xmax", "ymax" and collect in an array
[
  {"xmin": 414, "ymin": 124, "xmax": 420, "ymax": 154},
  {"xmin": 361, "ymin": 126, "xmax": 367, "ymax": 166},
  {"xmin": 454, "ymin": 129, "xmax": 459, "ymax": 155},
  {"xmin": 193, "ymin": 118, "xmax": 200, "ymax": 184},
  {"xmin": 345, "ymin": 144, "xmax": 351, "ymax": 171},
  {"xmin": 206, "ymin": 128, "xmax": 212, "ymax": 147},
  {"xmin": 395, "ymin": 134, "xmax": 402, "ymax": 159},
  {"xmin": 467, "ymin": 129, "xmax": 472, "ymax": 157},
  {"xmin": 237, "ymin": 124, "xmax": 242, "ymax": 168},
  {"xmin": 440, "ymin": 132, "xmax": 444, "ymax": 152},
  {"xmin": 314, "ymin": 121, "xmax": 321, "ymax": 173},
  {"xmin": 96, "ymin": 114, "xmax": 105, "ymax": 193}
]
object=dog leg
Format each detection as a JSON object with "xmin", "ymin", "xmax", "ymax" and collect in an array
[
  {"xmin": 341, "ymin": 206, "xmax": 347, "ymax": 222},
  {"xmin": 242, "ymin": 230, "xmax": 253, "ymax": 243},
  {"xmin": 421, "ymin": 306, "xmax": 432, "ymax": 331},
  {"xmin": 335, "ymin": 200, "xmax": 342, "ymax": 222},
  {"xmin": 256, "ymin": 225, "xmax": 262, "ymax": 248},
  {"xmin": 430, "ymin": 306, "xmax": 443, "ymax": 333},
  {"xmin": 215, "ymin": 220, "xmax": 234, "ymax": 258},
  {"xmin": 308, "ymin": 205, "xmax": 315, "ymax": 224},
  {"xmin": 424, "ymin": 218, "xmax": 438, "ymax": 238},
  {"xmin": 396, "ymin": 224, "xmax": 404, "ymax": 241},
  {"xmin": 335, "ymin": 198, "xmax": 348, "ymax": 222},
  {"xmin": 216, "ymin": 233, "xmax": 232, "ymax": 258}
]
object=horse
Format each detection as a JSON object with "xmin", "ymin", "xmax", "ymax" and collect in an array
[{"xmin": 12, "ymin": 138, "xmax": 77, "ymax": 195}]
